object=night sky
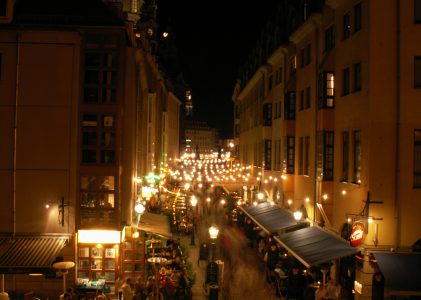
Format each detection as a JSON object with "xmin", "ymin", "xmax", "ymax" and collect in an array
[{"xmin": 156, "ymin": 0, "xmax": 279, "ymax": 138}]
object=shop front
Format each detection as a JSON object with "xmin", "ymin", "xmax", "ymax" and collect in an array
[{"xmin": 75, "ymin": 230, "xmax": 121, "ymax": 297}]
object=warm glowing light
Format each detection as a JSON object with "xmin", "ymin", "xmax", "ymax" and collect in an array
[
  {"xmin": 209, "ymin": 226, "xmax": 219, "ymax": 239},
  {"xmin": 322, "ymin": 194, "xmax": 328, "ymax": 200},
  {"xmin": 293, "ymin": 211, "xmax": 303, "ymax": 221},
  {"xmin": 342, "ymin": 190, "xmax": 347, "ymax": 195},
  {"xmin": 162, "ymin": 32, "xmax": 169, "ymax": 38},
  {"xmin": 78, "ymin": 230, "xmax": 120, "ymax": 244},
  {"xmin": 368, "ymin": 217, "xmax": 373, "ymax": 223},
  {"xmin": 253, "ymin": 201, "xmax": 258, "ymax": 206},
  {"xmin": 347, "ymin": 218, "xmax": 352, "ymax": 223},
  {"xmin": 287, "ymin": 199, "xmax": 293, "ymax": 205},
  {"xmin": 45, "ymin": 204, "xmax": 50, "ymax": 209},
  {"xmin": 134, "ymin": 203, "xmax": 145, "ymax": 214},
  {"xmin": 206, "ymin": 197, "xmax": 211, "ymax": 203},
  {"xmin": 190, "ymin": 196, "xmax": 198, "ymax": 207},
  {"xmin": 305, "ymin": 197, "xmax": 310, "ymax": 203},
  {"xmin": 257, "ymin": 192, "xmax": 264, "ymax": 200},
  {"xmin": 184, "ymin": 183, "xmax": 190, "ymax": 190},
  {"xmin": 281, "ymin": 174, "xmax": 287, "ymax": 180},
  {"xmin": 220, "ymin": 199, "xmax": 226, "ymax": 205}
]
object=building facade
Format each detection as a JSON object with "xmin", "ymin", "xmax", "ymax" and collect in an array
[
  {"xmin": 233, "ymin": 0, "xmax": 421, "ymax": 298},
  {"xmin": 0, "ymin": 0, "xmax": 181, "ymax": 296}
]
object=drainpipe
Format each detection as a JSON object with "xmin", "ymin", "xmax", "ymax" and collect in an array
[
  {"xmin": 394, "ymin": 0, "xmax": 401, "ymax": 251},
  {"xmin": 13, "ymin": 32, "xmax": 21, "ymax": 236}
]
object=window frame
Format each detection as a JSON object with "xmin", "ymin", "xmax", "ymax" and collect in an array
[
  {"xmin": 323, "ymin": 132, "xmax": 334, "ymax": 181},
  {"xmin": 325, "ymin": 25, "xmax": 335, "ymax": 53}
]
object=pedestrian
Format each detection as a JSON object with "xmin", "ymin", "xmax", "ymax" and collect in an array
[
  {"xmin": 264, "ymin": 244, "xmax": 280, "ymax": 283},
  {"xmin": 120, "ymin": 278, "xmax": 134, "ymax": 300}
]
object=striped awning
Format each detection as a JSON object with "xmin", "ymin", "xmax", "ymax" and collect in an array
[{"xmin": 0, "ymin": 233, "xmax": 71, "ymax": 274}]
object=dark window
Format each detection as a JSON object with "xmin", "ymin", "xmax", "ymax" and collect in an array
[
  {"xmin": 305, "ymin": 86, "xmax": 311, "ymax": 109},
  {"xmin": 353, "ymin": 130, "xmax": 361, "ymax": 184},
  {"xmin": 84, "ymin": 52, "xmax": 118, "ymax": 103},
  {"xmin": 300, "ymin": 48, "xmax": 305, "ymax": 68},
  {"xmin": 299, "ymin": 90, "xmax": 305, "ymax": 111},
  {"xmin": 0, "ymin": 53, "xmax": 2, "ymax": 80},
  {"xmin": 81, "ymin": 114, "xmax": 115, "ymax": 164},
  {"xmin": 306, "ymin": 44, "xmax": 311, "ymax": 65},
  {"xmin": 264, "ymin": 140, "xmax": 272, "ymax": 170},
  {"xmin": 414, "ymin": 57, "xmax": 421, "ymax": 87},
  {"xmin": 298, "ymin": 137, "xmax": 304, "ymax": 175},
  {"xmin": 268, "ymin": 74, "xmax": 273, "ymax": 90},
  {"xmin": 342, "ymin": 131, "xmax": 349, "ymax": 181},
  {"xmin": 414, "ymin": 130, "xmax": 421, "ymax": 187},
  {"xmin": 263, "ymin": 103, "xmax": 272, "ymax": 126},
  {"xmin": 415, "ymin": 0, "xmax": 421, "ymax": 23},
  {"xmin": 304, "ymin": 136, "xmax": 310, "ymax": 176},
  {"xmin": 354, "ymin": 3, "xmax": 362, "ymax": 32},
  {"xmin": 323, "ymin": 132, "xmax": 334, "ymax": 181},
  {"xmin": 284, "ymin": 92, "xmax": 296, "ymax": 120},
  {"xmin": 354, "ymin": 62, "xmax": 362, "ymax": 91},
  {"xmin": 343, "ymin": 67, "xmax": 350, "ymax": 95},
  {"xmin": 318, "ymin": 71, "xmax": 335, "ymax": 108},
  {"xmin": 286, "ymin": 136, "xmax": 295, "ymax": 174},
  {"xmin": 325, "ymin": 25, "xmax": 335, "ymax": 52},
  {"xmin": 0, "ymin": 0, "xmax": 6, "ymax": 16},
  {"xmin": 290, "ymin": 56, "xmax": 297, "ymax": 75},
  {"xmin": 343, "ymin": 12, "xmax": 351, "ymax": 39},
  {"xmin": 279, "ymin": 67, "xmax": 283, "ymax": 83}
]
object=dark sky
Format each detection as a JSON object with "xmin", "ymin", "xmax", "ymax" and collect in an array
[{"xmin": 156, "ymin": 0, "xmax": 279, "ymax": 138}]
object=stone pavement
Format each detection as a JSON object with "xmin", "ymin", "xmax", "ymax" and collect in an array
[{"xmin": 179, "ymin": 233, "xmax": 209, "ymax": 300}]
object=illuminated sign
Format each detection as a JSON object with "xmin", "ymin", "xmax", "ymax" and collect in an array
[
  {"xmin": 78, "ymin": 230, "xmax": 120, "ymax": 244},
  {"xmin": 350, "ymin": 222, "xmax": 365, "ymax": 247}
]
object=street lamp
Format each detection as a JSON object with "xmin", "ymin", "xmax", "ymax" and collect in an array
[
  {"xmin": 293, "ymin": 210, "xmax": 303, "ymax": 222},
  {"xmin": 209, "ymin": 225, "xmax": 219, "ymax": 261},
  {"xmin": 190, "ymin": 196, "xmax": 198, "ymax": 245}
]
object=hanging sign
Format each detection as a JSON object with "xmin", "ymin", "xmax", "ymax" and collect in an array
[{"xmin": 350, "ymin": 222, "xmax": 365, "ymax": 247}]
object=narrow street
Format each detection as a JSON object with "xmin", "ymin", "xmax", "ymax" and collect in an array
[{"xmin": 186, "ymin": 197, "xmax": 280, "ymax": 300}]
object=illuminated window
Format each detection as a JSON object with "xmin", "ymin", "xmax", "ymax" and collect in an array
[
  {"xmin": 318, "ymin": 71, "xmax": 335, "ymax": 108},
  {"xmin": 80, "ymin": 175, "xmax": 115, "ymax": 208}
]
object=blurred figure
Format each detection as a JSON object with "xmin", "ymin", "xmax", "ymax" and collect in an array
[{"xmin": 120, "ymin": 278, "xmax": 133, "ymax": 300}]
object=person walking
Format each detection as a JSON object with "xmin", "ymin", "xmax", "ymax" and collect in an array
[{"xmin": 120, "ymin": 278, "xmax": 134, "ymax": 300}]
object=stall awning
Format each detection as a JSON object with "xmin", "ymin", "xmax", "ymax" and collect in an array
[
  {"xmin": 239, "ymin": 202, "xmax": 298, "ymax": 234},
  {"xmin": 274, "ymin": 226, "xmax": 358, "ymax": 267},
  {"xmin": 373, "ymin": 252, "xmax": 421, "ymax": 293},
  {"xmin": 0, "ymin": 233, "xmax": 71, "ymax": 274},
  {"xmin": 137, "ymin": 212, "xmax": 172, "ymax": 237}
]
